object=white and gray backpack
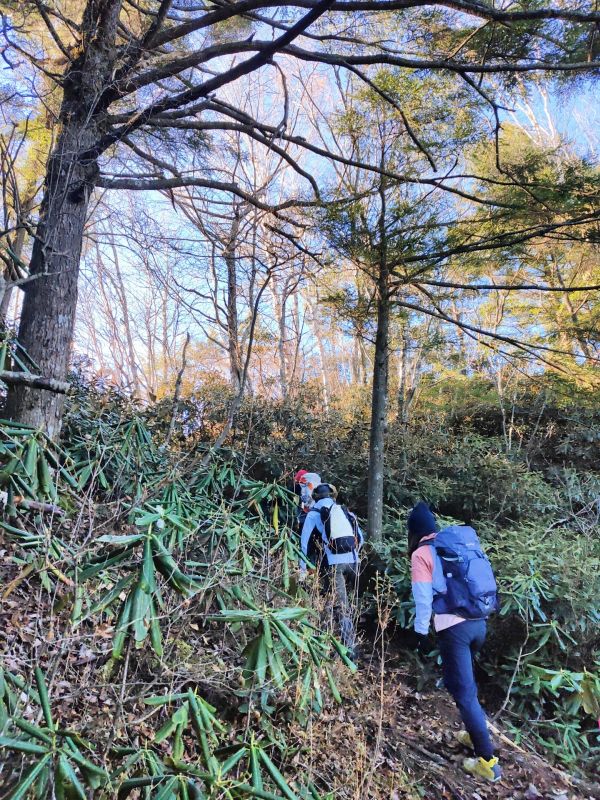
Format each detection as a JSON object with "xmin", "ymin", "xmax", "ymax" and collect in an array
[{"xmin": 319, "ymin": 503, "xmax": 359, "ymax": 554}]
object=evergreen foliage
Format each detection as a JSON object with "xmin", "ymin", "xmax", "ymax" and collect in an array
[{"xmin": 2, "ymin": 374, "xmax": 598, "ymax": 795}]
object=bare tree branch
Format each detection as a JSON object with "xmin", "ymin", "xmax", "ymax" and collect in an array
[
  {"xmin": 0, "ymin": 371, "xmax": 70, "ymax": 393},
  {"xmin": 412, "ymin": 279, "xmax": 600, "ymax": 293},
  {"xmin": 96, "ymin": 174, "xmax": 314, "ymax": 213},
  {"xmin": 92, "ymin": 0, "xmax": 337, "ymax": 157}
]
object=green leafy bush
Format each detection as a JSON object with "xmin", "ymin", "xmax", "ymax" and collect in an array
[{"xmin": 0, "ymin": 668, "xmax": 108, "ymax": 799}]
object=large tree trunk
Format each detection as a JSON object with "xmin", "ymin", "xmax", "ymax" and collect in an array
[
  {"xmin": 6, "ymin": 130, "xmax": 97, "ymax": 436},
  {"xmin": 367, "ymin": 183, "xmax": 390, "ymax": 544},
  {"xmin": 5, "ymin": 0, "xmax": 122, "ymax": 437}
]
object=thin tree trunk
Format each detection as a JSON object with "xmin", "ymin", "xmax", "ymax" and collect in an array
[
  {"xmin": 397, "ymin": 323, "xmax": 407, "ymax": 425},
  {"xmin": 271, "ymin": 278, "xmax": 289, "ymax": 400},
  {"xmin": 161, "ymin": 284, "xmax": 170, "ymax": 389},
  {"xmin": 305, "ymin": 293, "xmax": 330, "ymax": 411},
  {"xmin": 201, "ymin": 273, "xmax": 273, "ymax": 466},
  {"xmin": 555, "ymin": 263, "xmax": 593, "ymax": 361},
  {"xmin": 451, "ymin": 299, "xmax": 468, "ymax": 369},
  {"xmin": 5, "ymin": 0, "xmax": 123, "ymax": 437},
  {"xmin": 0, "ymin": 194, "xmax": 35, "ymax": 320},
  {"xmin": 110, "ymin": 239, "xmax": 141, "ymax": 395},
  {"xmin": 367, "ymin": 180, "xmax": 390, "ymax": 544},
  {"xmin": 351, "ymin": 337, "xmax": 362, "ymax": 384},
  {"xmin": 224, "ymin": 211, "xmax": 243, "ymax": 392},
  {"xmin": 360, "ymin": 337, "xmax": 369, "ymax": 385},
  {"xmin": 95, "ymin": 247, "xmax": 129, "ymax": 382},
  {"xmin": 287, "ymin": 287, "xmax": 303, "ymax": 396},
  {"xmin": 396, "ymin": 333, "xmax": 410, "ymax": 475},
  {"xmin": 84, "ymin": 301, "xmax": 108, "ymax": 376},
  {"xmin": 165, "ymin": 332, "xmax": 191, "ymax": 445}
]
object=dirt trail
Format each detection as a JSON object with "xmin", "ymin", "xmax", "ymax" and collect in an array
[{"xmin": 306, "ymin": 656, "xmax": 599, "ymax": 800}]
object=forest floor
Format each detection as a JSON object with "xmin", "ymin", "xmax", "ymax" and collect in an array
[
  {"xmin": 300, "ymin": 641, "xmax": 599, "ymax": 800},
  {"xmin": 2, "ymin": 547, "xmax": 598, "ymax": 800}
]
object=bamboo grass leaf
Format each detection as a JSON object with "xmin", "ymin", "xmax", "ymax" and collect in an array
[
  {"xmin": 220, "ymin": 746, "xmax": 247, "ymax": 775},
  {"xmin": 5, "ymin": 753, "xmax": 51, "ymax": 800},
  {"xmin": 250, "ymin": 744, "xmax": 263, "ymax": 792},
  {"xmin": 56, "ymin": 753, "xmax": 87, "ymax": 800},
  {"xmin": 257, "ymin": 748, "xmax": 297, "ymax": 800},
  {"xmin": 112, "ymin": 593, "xmax": 134, "ymax": 660},
  {"xmin": 12, "ymin": 717, "xmax": 53, "ymax": 744},
  {"xmin": 97, "ymin": 533, "xmax": 146, "ymax": 545},
  {"xmin": 34, "ymin": 668, "xmax": 53, "ymax": 729},
  {"xmin": 65, "ymin": 748, "xmax": 108, "ymax": 786},
  {"xmin": 0, "ymin": 736, "xmax": 48, "ymax": 754},
  {"xmin": 144, "ymin": 693, "xmax": 188, "ymax": 706}
]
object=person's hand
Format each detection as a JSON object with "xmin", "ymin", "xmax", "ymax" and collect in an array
[{"xmin": 415, "ymin": 633, "xmax": 429, "ymax": 658}]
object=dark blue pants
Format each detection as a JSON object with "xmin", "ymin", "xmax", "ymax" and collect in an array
[{"xmin": 437, "ymin": 620, "xmax": 494, "ymax": 760}]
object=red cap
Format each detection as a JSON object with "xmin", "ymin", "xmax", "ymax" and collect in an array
[{"xmin": 294, "ymin": 469, "xmax": 308, "ymax": 482}]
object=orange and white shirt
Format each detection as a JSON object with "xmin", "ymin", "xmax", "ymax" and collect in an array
[{"xmin": 411, "ymin": 533, "xmax": 465, "ymax": 634}]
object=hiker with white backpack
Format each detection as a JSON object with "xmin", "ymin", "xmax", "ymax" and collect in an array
[
  {"xmin": 408, "ymin": 501, "xmax": 502, "ymax": 783},
  {"xmin": 299, "ymin": 483, "xmax": 364, "ymax": 658}
]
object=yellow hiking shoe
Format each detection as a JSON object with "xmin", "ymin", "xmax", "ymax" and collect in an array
[
  {"xmin": 455, "ymin": 730, "xmax": 474, "ymax": 749},
  {"xmin": 463, "ymin": 756, "xmax": 502, "ymax": 782}
]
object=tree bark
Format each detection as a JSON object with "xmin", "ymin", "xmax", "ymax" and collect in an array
[
  {"xmin": 224, "ymin": 210, "xmax": 243, "ymax": 393},
  {"xmin": 200, "ymin": 272, "xmax": 272, "ymax": 466},
  {"xmin": 397, "ymin": 323, "xmax": 409, "ymax": 426},
  {"xmin": 165, "ymin": 331, "xmax": 191, "ymax": 445},
  {"xmin": 367, "ymin": 181, "xmax": 390, "ymax": 544},
  {"xmin": 5, "ymin": 0, "xmax": 123, "ymax": 438},
  {"xmin": 110, "ymin": 240, "xmax": 141, "ymax": 395},
  {"xmin": 359, "ymin": 336, "xmax": 369, "ymax": 385},
  {"xmin": 367, "ymin": 281, "xmax": 390, "ymax": 543},
  {"xmin": 271, "ymin": 277, "xmax": 289, "ymax": 400},
  {"xmin": 305, "ymin": 293, "xmax": 330, "ymax": 411}
]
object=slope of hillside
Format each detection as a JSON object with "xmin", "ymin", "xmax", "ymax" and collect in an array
[
  {"xmin": 1, "ymin": 400, "xmax": 599, "ymax": 800},
  {"xmin": 3, "ymin": 551, "xmax": 598, "ymax": 800},
  {"xmin": 309, "ymin": 653, "xmax": 600, "ymax": 799}
]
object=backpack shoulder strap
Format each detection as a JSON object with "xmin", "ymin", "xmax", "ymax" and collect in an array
[
  {"xmin": 318, "ymin": 503, "xmax": 333, "ymax": 533},
  {"xmin": 341, "ymin": 504, "xmax": 356, "ymax": 525},
  {"xmin": 341, "ymin": 505, "xmax": 360, "ymax": 546},
  {"xmin": 415, "ymin": 538, "xmax": 435, "ymax": 551}
]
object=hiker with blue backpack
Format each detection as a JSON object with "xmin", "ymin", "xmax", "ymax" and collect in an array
[
  {"xmin": 408, "ymin": 501, "xmax": 502, "ymax": 783},
  {"xmin": 299, "ymin": 483, "xmax": 364, "ymax": 658}
]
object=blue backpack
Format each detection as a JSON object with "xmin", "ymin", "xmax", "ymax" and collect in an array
[{"xmin": 429, "ymin": 526, "xmax": 499, "ymax": 619}]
